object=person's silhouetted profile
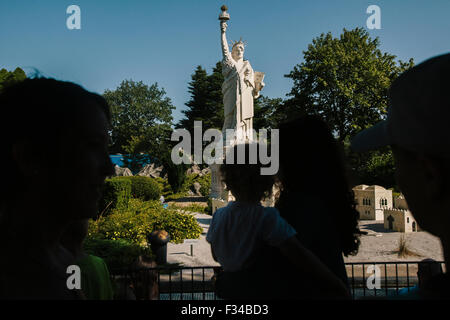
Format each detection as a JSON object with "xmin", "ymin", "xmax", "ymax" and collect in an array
[{"xmin": 0, "ymin": 78, "xmax": 114, "ymax": 299}]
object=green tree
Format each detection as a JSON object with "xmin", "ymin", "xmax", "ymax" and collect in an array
[
  {"xmin": 205, "ymin": 62, "xmax": 225, "ymax": 129},
  {"xmin": 253, "ymin": 96, "xmax": 285, "ymax": 130},
  {"xmin": 362, "ymin": 150, "xmax": 396, "ymax": 188},
  {"xmin": 104, "ymin": 80, "xmax": 175, "ymax": 173},
  {"xmin": 159, "ymin": 146, "xmax": 188, "ymax": 194},
  {"xmin": 0, "ymin": 67, "xmax": 26, "ymax": 92},
  {"xmin": 177, "ymin": 66, "xmax": 209, "ymax": 133},
  {"xmin": 344, "ymin": 136, "xmax": 397, "ymax": 188},
  {"xmin": 177, "ymin": 62, "xmax": 224, "ymax": 133},
  {"xmin": 285, "ymin": 27, "xmax": 414, "ymax": 143},
  {"xmin": 284, "ymin": 28, "xmax": 414, "ymax": 187},
  {"xmin": 176, "ymin": 62, "xmax": 224, "ymax": 167}
]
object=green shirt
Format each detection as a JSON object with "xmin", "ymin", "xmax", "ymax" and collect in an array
[{"xmin": 77, "ymin": 254, "xmax": 114, "ymax": 300}]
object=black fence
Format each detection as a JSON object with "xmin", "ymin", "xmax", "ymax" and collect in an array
[
  {"xmin": 110, "ymin": 266, "xmax": 222, "ymax": 300},
  {"xmin": 110, "ymin": 261, "xmax": 446, "ymax": 300},
  {"xmin": 346, "ymin": 261, "xmax": 446, "ymax": 299}
]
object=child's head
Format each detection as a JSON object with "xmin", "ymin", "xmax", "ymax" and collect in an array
[{"xmin": 220, "ymin": 142, "xmax": 274, "ymax": 203}]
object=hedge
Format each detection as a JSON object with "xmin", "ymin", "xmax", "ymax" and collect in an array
[
  {"xmin": 89, "ymin": 199, "xmax": 203, "ymax": 245},
  {"xmin": 181, "ymin": 173, "xmax": 211, "ymax": 197},
  {"xmin": 197, "ymin": 173, "xmax": 211, "ymax": 197},
  {"xmin": 124, "ymin": 176, "xmax": 161, "ymax": 201},
  {"xmin": 99, "ymin": 177, "xmax": 132, "ymax": 216},
  {"xmin": 153, "ymin": 176, "xmax": 172, "ymax": 197},
  {"xmin": 83, "ymin": 237, "xmax": 153, "ymax": 272},
  {"xmin": 98, "ymin": 176, "xmax": 163, "ymax": 217}
]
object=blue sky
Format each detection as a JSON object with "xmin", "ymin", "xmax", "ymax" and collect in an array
[{"xmin": 1, "ymin": 0, "xmax": 449, "ymax": 124}]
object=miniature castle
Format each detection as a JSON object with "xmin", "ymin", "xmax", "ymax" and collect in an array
[
  {"xmin": 352, "ymin": 184, "xmax": 420, "ymax": 233},
  {"xmin": 383, "ymin": 194, "xmax": 421, "ymax": 232}
]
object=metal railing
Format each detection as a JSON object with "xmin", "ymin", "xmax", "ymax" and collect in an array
[
  {"xmin": 110, "ymin": 261, "xmax": 446, "ymax": 300},
  {"xmin": 111, "ymin": 265, "xmax": 221, "ymax": 300},
  {"xmin": 346, "ymin": 261, "xmax": 446, "ymax": 299}
]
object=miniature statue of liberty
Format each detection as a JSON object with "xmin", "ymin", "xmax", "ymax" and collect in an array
[{"xmin": 219, "ymin": 5, "xmax": 264, "ymax": 142}]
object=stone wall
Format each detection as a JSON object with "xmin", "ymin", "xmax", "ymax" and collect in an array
[{"xmin": 384, "ymin": 208, "xmax": 420, "ymax": 233}]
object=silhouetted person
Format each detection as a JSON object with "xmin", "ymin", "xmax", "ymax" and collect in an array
[
  {"xmin": 0, "ymin": 78, "xmax": 114, "ymax": 299},
  {"xmin": 207, "ymin": 142, "xmax": 350, "ymax": 299},
  {"xmin": 60, "ymin": 219, "xmax": 114, "ymax": 300},
  {"xmin": 276, "ymin": 115, "xmax": 361, "ymax": 287},
  {"xmin": 398, "ymin": 259, "xmax": 444, "ymax": 298},
  {"xmin": 351, "ymin": 53, "xmax": 450, "ymax": 299}
]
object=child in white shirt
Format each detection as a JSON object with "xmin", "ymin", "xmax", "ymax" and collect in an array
[
  {"xmin": 207, "ymin": 198, "xmax": 296, "ymax": 272},
  {"xmin": 206, "ymin": 142, "xmax": 350, "ymax": 298}
]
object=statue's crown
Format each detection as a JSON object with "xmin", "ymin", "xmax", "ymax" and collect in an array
[{"xmin": 231, "ymin": 37, "xmax": 247, "ymax": 49}]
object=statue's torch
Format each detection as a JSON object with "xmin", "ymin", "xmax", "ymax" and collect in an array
[{"xmin": 219, "ymin": 5, "xmax": 230, "ymax": 21}]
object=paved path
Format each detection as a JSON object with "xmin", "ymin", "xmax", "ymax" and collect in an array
[{"xmin": 167, "ymin": 212, "xmax": 220, "ymax": 267}]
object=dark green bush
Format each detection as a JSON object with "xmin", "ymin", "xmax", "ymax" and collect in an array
[
  {"xmin": 181, "ymin": 173, "xmax": 197, "ymax": 193},
  {"xmin": 180, "ymin": 173, "xmax": 211, "ymax": 197},
  {"xmin": 124, "ymin": 176, "xmax": 161, "ymax": 201},
  {"xmin": 197, "ymin": 173, "xmax": 211, "ymax": 197},
  {"xmin": 99, "ymin": 177, "xmax": 132, "ymax": 216},
  {"xmin": 206, "ymin": 197, "xmax": 212, "ymax": 215},
  {"xmin": 83, "ymin": 237, "xmax": 153, "ymax": 272},
  {"xmin": 165, "ymin": 162, "xmax": 188, "ymax": 194},
  {"xmin": 153, "ymin": 176, "xmax": 172, "ymax": 197}
]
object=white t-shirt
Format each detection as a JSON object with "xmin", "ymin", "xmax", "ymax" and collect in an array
[{"xmin": 206, "ymin": 201, "xmax": 297, "ymax": 272}]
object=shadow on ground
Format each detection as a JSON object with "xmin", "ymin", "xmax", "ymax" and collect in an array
[
  {"xmin": 196, "ymin": 218, "xmax": 212, "ymax": 225},
  {"xmin": 360, "ymin": 222, "xmax": 396, "ymax": 233}
]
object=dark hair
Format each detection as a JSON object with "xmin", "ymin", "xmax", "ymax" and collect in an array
[
  {"xmin": 418, "ymin": 259, "xmax": 443, "ymax": 276},
  {"xmin": 276, "ymin": 115, "xmax": 360, "ymax": 256},
  {"xmin": 0, "ymin": 77, "xmax": 111, "ymax": 207},
  {"xmin": 220, "ymin": 142, "xmax": 274, "ymax": 203}
]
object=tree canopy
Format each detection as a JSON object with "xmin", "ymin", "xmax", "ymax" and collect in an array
[
  {"xmin": 177, "ymin": 62, "xmax": 224, "ymax": 133},
  {"xmin": 281, "ymin": 27, "xmax": 414, "ymax": 189},
  {"xmin": 0, "ymin": 67, "xmax": 26, "ymax": 92},
  {"xmin": 104, "ymin": 80, "xmax": 175, "ymax": 173},
  {"xmin": 285, "ymin": 27, "xmax": 414, "ymax": 143}
]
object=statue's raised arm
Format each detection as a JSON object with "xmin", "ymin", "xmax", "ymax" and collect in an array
[{"xmin": 220, "ymin": 21, "xmax": 232, "ymax": 62}]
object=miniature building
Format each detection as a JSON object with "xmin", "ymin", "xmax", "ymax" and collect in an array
[
  {"xmin": 383, "ymin": 195, "xmax": 421, "ymax": 233},
  {"xmin": 353, "ymin": 185, "xmax": 393, "ymax": 220}
]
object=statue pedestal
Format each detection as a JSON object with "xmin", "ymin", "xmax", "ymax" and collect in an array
[
  {"xmin": 209, "ymin": 163, "xmax": 225, "ymax": 200},
  {"xmin": 209, "ymin": 144, "xmax": 237, "ymax": 214},
  {"xmin": 209, "ymin": 161, "xmax": 233, "ymax": 215}
]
